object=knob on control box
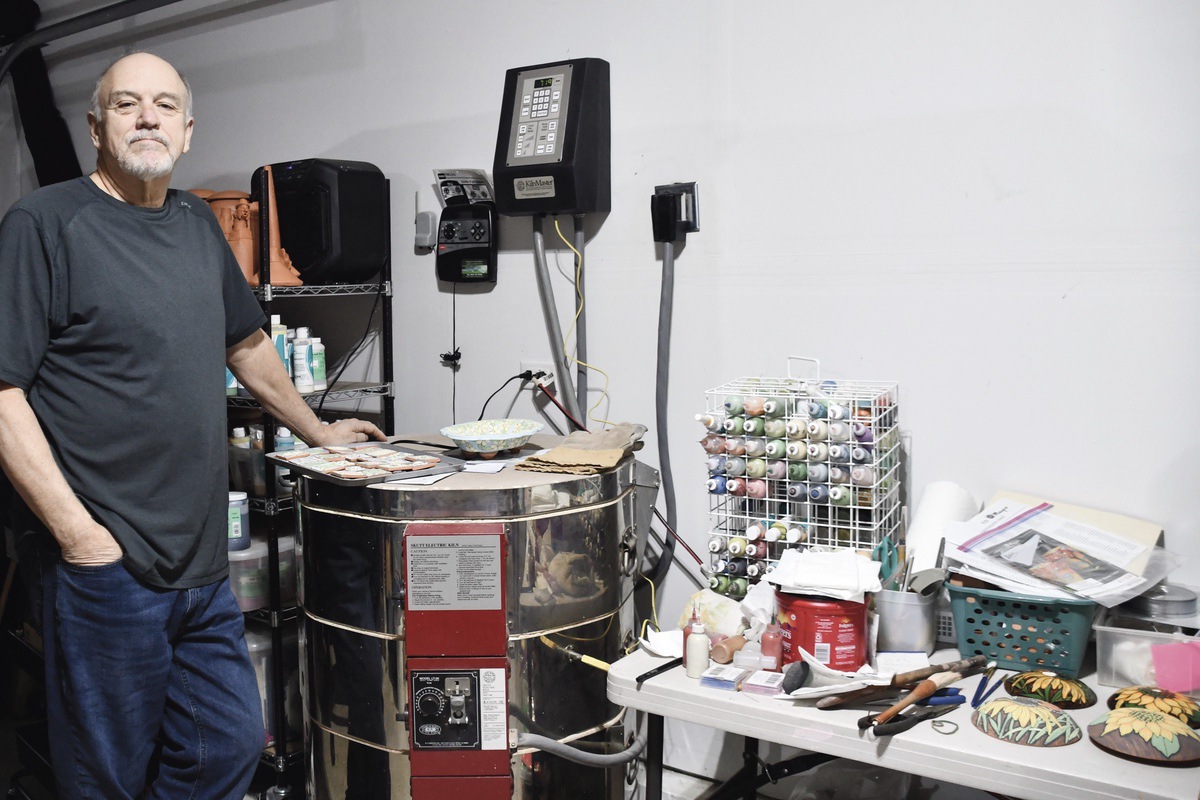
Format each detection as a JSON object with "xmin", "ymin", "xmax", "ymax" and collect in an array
[{"xmin": 436, "ymin": 202, "xmax": 497, "ymax": 283}]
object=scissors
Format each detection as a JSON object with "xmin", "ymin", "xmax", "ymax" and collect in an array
[{"xmin": 872, "ymin": 534, "xmax": 900, "ymax": 588}]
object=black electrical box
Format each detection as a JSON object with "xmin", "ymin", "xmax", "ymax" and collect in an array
[
  {"xmin": 253, "ymin": 158, "xmax": 388, "ymax": 285},
  {"xmin": 436, "ymin": 203, "xmax": 497, "ymax": 283},
  {"xmin": 492, "ymin": 58, "xmax": 610, "ymax": 216}
]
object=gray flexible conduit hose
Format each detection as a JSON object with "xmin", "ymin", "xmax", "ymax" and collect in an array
[{"xmin": 516, "ymin": 731, "xmax": 648, "ymax": 767}]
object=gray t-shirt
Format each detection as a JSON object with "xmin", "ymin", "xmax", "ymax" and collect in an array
[{"xmin": 0, "ymin": 177, "xmax": 266, "ymax": 588}]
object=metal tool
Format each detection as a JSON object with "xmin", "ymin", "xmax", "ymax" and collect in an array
[
  {"xmin": 866, "ymin": 687, "xmax": 964, "ymax": 708},
  {"xmin": 857, "ymin": 670, "xmax": 963, "ymax": 729},
  {"xmin": 816, "ymin": 654, "xmax": 987, "ymax": 709},
  {"xmin": 866, "ymin": 703, "xmax": 960, "ymax": 737}
]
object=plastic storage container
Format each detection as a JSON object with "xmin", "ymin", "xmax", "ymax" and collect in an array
[
  {"xmin": 1095, "ymin": 613, "xmax": 1200, "ymax": 696},
  {"xmin": 947, "ymin": 583, "xmax": 1096, "ymax": 677},
  {"xmin": 244, "ymin": 619, "xmax": 301, "ymax": 747},
  {"xmin": 228, "ymin": 534, "xmax": 297, "ymax": 612},
  {"xmin": 228, "ymin": 445, "xmax": 267, "ymax": 496}
]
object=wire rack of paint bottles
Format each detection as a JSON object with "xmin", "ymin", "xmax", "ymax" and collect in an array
[{"xmin": 698, "ymin": 372, "xmax": 901, "ymax": 600}]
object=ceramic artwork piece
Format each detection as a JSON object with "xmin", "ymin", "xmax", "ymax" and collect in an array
[
  {"xmin": 1107, "ymin": 686, "xmax": 1200, "ymax": 728},
  {"xmin": 972, "ymin": 696, "xmax": 1082, "ymax": 747},
  {"xmin": 1004, "ymin": 670, "xmax": 1097, "ymax": 709},
  {"xmin": 1088, "ymin": 707, "xmax": 1200, "ymax": 766},
  {"xmin": 440, "ymin": 418, "xmax": 544, "ymax": 457}
]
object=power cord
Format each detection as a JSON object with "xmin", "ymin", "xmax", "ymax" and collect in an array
[{"xmin": 477, "ymin": 371, "xmax": 533, "ymax": 421}]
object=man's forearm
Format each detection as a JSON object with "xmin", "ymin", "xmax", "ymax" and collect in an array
[{"xmin": 0, "ymin": 383, "xmax": 120, "ymax": 561}]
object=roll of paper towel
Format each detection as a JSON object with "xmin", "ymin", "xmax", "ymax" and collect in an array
[{"xmin": 907, "ymin": 481, "xmax": 979, "ymax": 572}]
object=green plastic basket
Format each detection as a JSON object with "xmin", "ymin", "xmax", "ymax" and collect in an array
[{"xmin": 947, "ymin": 584, "xmax": 1097, "ymax": 678}]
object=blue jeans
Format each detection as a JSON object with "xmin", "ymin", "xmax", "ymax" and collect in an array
[{"xmin": 23, "ymin": 544, "xmax": 263, "ymax": 799}]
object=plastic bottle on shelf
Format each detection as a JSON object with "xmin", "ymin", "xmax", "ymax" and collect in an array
[
  {"xmin": 270, "ymin": 315, "xmax": 287, "ymax": 366},
  {"xmin": 292, "ymin": 327, "xmax": 314, "ymax": 393},
  {"xmin": 310, "ymin": 337, "xmax": 327, "ymax": 391},
  {"xmin": 229, "ymin": 427, "xmax": 251, "ymax": 448},
  {"xmin": 685, "ymin": 610, "xmax": 710, "ymax": 679},
  {"xmin": 760, "ymin": 623, "xmax": 783, "ymax": 671},
  {"xmin": 273, "ymin": 426, "xmax": 296, "ymax": 493}
]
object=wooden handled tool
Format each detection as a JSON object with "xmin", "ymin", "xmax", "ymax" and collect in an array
[
  {"xmin": 857, "ymin": 671, "xmax": 962, "ymax": 729},
  {"xmin": 816, "ymin": 654, "xmax": 986, "ymax": 709}
]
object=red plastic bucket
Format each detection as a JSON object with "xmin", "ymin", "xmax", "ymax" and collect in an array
[{"xmin": 776, "ymin": 591, "xmax": 868, "ymax": 671}]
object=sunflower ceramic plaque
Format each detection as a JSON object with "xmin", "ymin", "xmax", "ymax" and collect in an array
[
  {"xmin": 1107, "ymin": 686, "xmax": 1200, "ymax": 728},
  {"xmin": 1088, "ymin": 707, "xmax": 1200, "ymax": 765},
  {"xmin": 1004, "ymin": 670, "xmax": 1096, "ymax": 709},
  {"xmin": 972, "ymin": 696, "xmax": 1083, "ymax": 747}
]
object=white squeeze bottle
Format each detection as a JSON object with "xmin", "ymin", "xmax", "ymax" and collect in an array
[
  {"xmin": 310, "ymin": 337, "xmax": 327, "ymax": 391},
  {"xmin": 292, "ymin": 327, "xmax": 313, "ymax": 393},
  {"xmin": 270, "ymin": 315, "xmax": 287, "ymax": 366},
  {"xmin": 229, "ymin": 427, "xmax": 251, "ymax": 448},
  {"xmin": 685, "ymin": 621, "xmax": 710, "ymax": 679}
]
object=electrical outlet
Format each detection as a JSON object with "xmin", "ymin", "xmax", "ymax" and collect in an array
[{"xmin": 520, "ymin": 361, "xmax": 555, "ymax": 387}]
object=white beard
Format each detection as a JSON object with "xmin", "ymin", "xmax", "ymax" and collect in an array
[{"xmin": 118, "ymin": 136, "xmax": 175, "ymax": 180}]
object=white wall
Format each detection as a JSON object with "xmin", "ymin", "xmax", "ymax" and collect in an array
[{"xmin": 6, "ymin": 0, "xmax": 1199, "ymax": 789}]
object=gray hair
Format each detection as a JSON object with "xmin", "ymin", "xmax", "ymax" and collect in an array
[{"xmin": 89, "ymin": 51, "xmax": 194, "ymax": 121}]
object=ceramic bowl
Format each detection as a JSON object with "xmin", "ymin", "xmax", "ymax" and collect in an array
[{"xmin": 440, "ymin": 418, "xmax": 544, "ymax": 456}]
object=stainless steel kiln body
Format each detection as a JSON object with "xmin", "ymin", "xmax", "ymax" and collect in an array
[{"xmin": 297, "ymin": 456, "xmax": 657, "ymax": 799}]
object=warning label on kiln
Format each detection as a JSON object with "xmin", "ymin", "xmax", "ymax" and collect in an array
[{"xmin": 407, "ymin": 535, "xmax": 502, "ymax": 611}]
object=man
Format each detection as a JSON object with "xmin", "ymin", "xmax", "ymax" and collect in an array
[{"xmin": 0, "ymin": 52, "xmax": 384, "ymax": 798}]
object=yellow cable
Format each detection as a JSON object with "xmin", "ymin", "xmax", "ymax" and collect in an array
[
  {"xmin": 552, "ymin": 217, "xmax": 615, "ymax": 428},
  {"xmin": 538, "ymin": 634, "xmax": 610, "ymax": 672}
]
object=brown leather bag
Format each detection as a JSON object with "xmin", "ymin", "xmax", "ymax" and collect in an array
[{"xmin": 191, "ymin": 164, "xmax": 302, "ymax": 286}]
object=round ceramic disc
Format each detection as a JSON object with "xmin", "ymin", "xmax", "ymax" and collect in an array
[
  {"xmin": 1004, "ymin": 670, "xmax": 1097, "ymax": 709},
  {"xmin": 1088, "ymin": 707, "xmax": 1200, "ymax": 765},
  {"xmin": 1107, "ymin": 686, "xmax": 1200, "ymax": 728},
  {"xmin": 972, "ymin": 696, "xmax": 1082, "ymax": 747}
]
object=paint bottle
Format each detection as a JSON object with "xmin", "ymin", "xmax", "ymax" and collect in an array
[
  {"xmin": 727, "ymin": 557, "xmax": 749, "ymax": 577},
  {"xmin": 746, "ymin": 560, "xmax": 769, "ymax": 579},
  {"xmin": 746, "ymin": 479, "xmax": 768, "ymax": 499},
  {"xmin": 808, "ymin": 484, "xmax": 830, "ymax": 503},
  {"xmin": 727, "ymin": 478, "xmax": 747, "ymax": 496},
  {"xmin": 746, "ymin": 458, "xmax": 768, "ymax": 479},
  {"xmin": 700, "ymin": 433, "xmax": 726, "ymax": 454},
  {"xmin": 828, "ymin": 444, "xmax": 851, "ymax": 463},
  {"xmin": 806, "ymin": 420, "xmax": 829, "ymax": 441},
  {"xmin": 785, "ymin": 524, "xmax": 808, "ymax": 544},
  {"xmin": 760, "ymin": 623, "xmax": 783, "ymax": 672},
  {"xmin": 745, "ymin": 541, "xmax": 765, "ymax": 559},
  {"xmin": 828, "ymin": 420, "xmax": 852, "ymax": 442},
  {"xmin": 766, "ymin": 460, "xmax": 788, "ymax": 480},
  {"xmin": 807, "ymin": 463, "xmax": 829, "ymax": 482},
  {"xmin": 827, "ymin": 403, "xmax": 849, "ymax": 420},
  {"xmin": 787, "ymin": 461, "xmax": 808, "ymax": 482},
  {"xmin": 724, "ymin": 395, "xmax": 745, "ymax": 415},
  {"xmin": 709, "ymin": 574, "xmax": 730, "ymax": 593},
  {"xmin": 745, "ymin": 520, "xmax": 767, "ymax": 541},
  {"xmin": 724, "ymin": 415, "xmax": 746, "ymax": 434},
  {"xmin": 762, "ymin": 397, "xmax": 787, "ymax": 417},
  {"xmin": 727, "ymin": 536, "xmax": 748, "ymax": 556},
  {"xmin": 807, "ymin": 443, "xmax": 829, "ymax": 461},
  {"xmin": 764, "ymin": 438, "xmax": 787, "ymax": 459},
  {"xmin": 851, "ymin": 446, "xmax": 873, "ymax": 464},
  {"xmin": 852, "ymin": 422, "xmax": 874, "ymax": 444},
  {"xmin": 229, "ymin": 427, "xmax": 251, "ymax": 449},
  {"xmin": 725, "ymin": 457, "xmax": 747, "ymax": 477},
  {"xmin": 785, "ymin": 417, "xmax": 809, "ymax": 440},
  {"xmin": 706, "ymin": 476, "xmax": 727, "ymax": 495},
  {"xmin": 310, "ymin": 337, "xmax": 327, "ymax": 391},
  {"xmin": 725, "ymin": 437, "xmax": 747, "ymax": 456},
  {"xmin": 705, "ymin": 455, "xmax": 727, "ymax": 475},
  {"xmin": 743, "ymin": 417, "xmax": 766, "ymax": 437},
  {"xmin": 728, "ymin": 578, "xmax": 749, "ymax": 600},
  {"xmin": 765, "ymin": 520, "xmax": 786, "ymax": 542},
  {"xmin": 712, "ymin": 558, "xmax": 729, "ymax": 574},
  {"xmin": 829, "ymin": 486, "xmax": 853, "ymax": 506},
  {"xmin": 828, "ymin": 465, "xmax": 851, "ymax": 484},
  {"xmin": 707, "ymin": 536, "xmax": 726, "ymax": 553},
  {"xmin": 742, "ymin": 396, "xmax": 765, "ymax": 417},
  {"xmin": 744, "ymin": 437, "xmax": 768, "ymax": 457},
  {"xmin": 763, "ymin": 418, "xmax": 787, "ymax": 439},
  {"xmin": 850, "ymin": 466, "xmax": 876, "ymax": 486},
  {"xmin": 786, "ymin": 441, "xmax": 808, "ymax": 460},
  {"xmin": 696, "ymin": 412, "xmax": 725, "ymax": 432},
  {"xmin": 786, "ymin": 482, "xmax": 808, "ymax": 499},
  {"xmin": 807, "ymin": 399, "xmax": 828, "ymax": 419}
]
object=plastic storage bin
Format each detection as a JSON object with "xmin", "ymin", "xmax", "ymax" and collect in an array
[
  {"xmin": 244, "ymin": 619, "xmax": 301, "ymax": 747},
  {"xmin": 947, "ymin": 583, "xmax": 1097, "ymax": 677},
  {"xmin": 228, "ymin": 534, "xmax": 296, "ymax": 612},
  {"xmin": 1095, "ymin": 613, "xmax": 1200, "ymax": 696}
]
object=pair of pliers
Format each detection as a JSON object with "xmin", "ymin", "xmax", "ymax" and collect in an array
[{"xmin": 863, "ymin": 703, "xmax": 959, "ymax": 737}]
